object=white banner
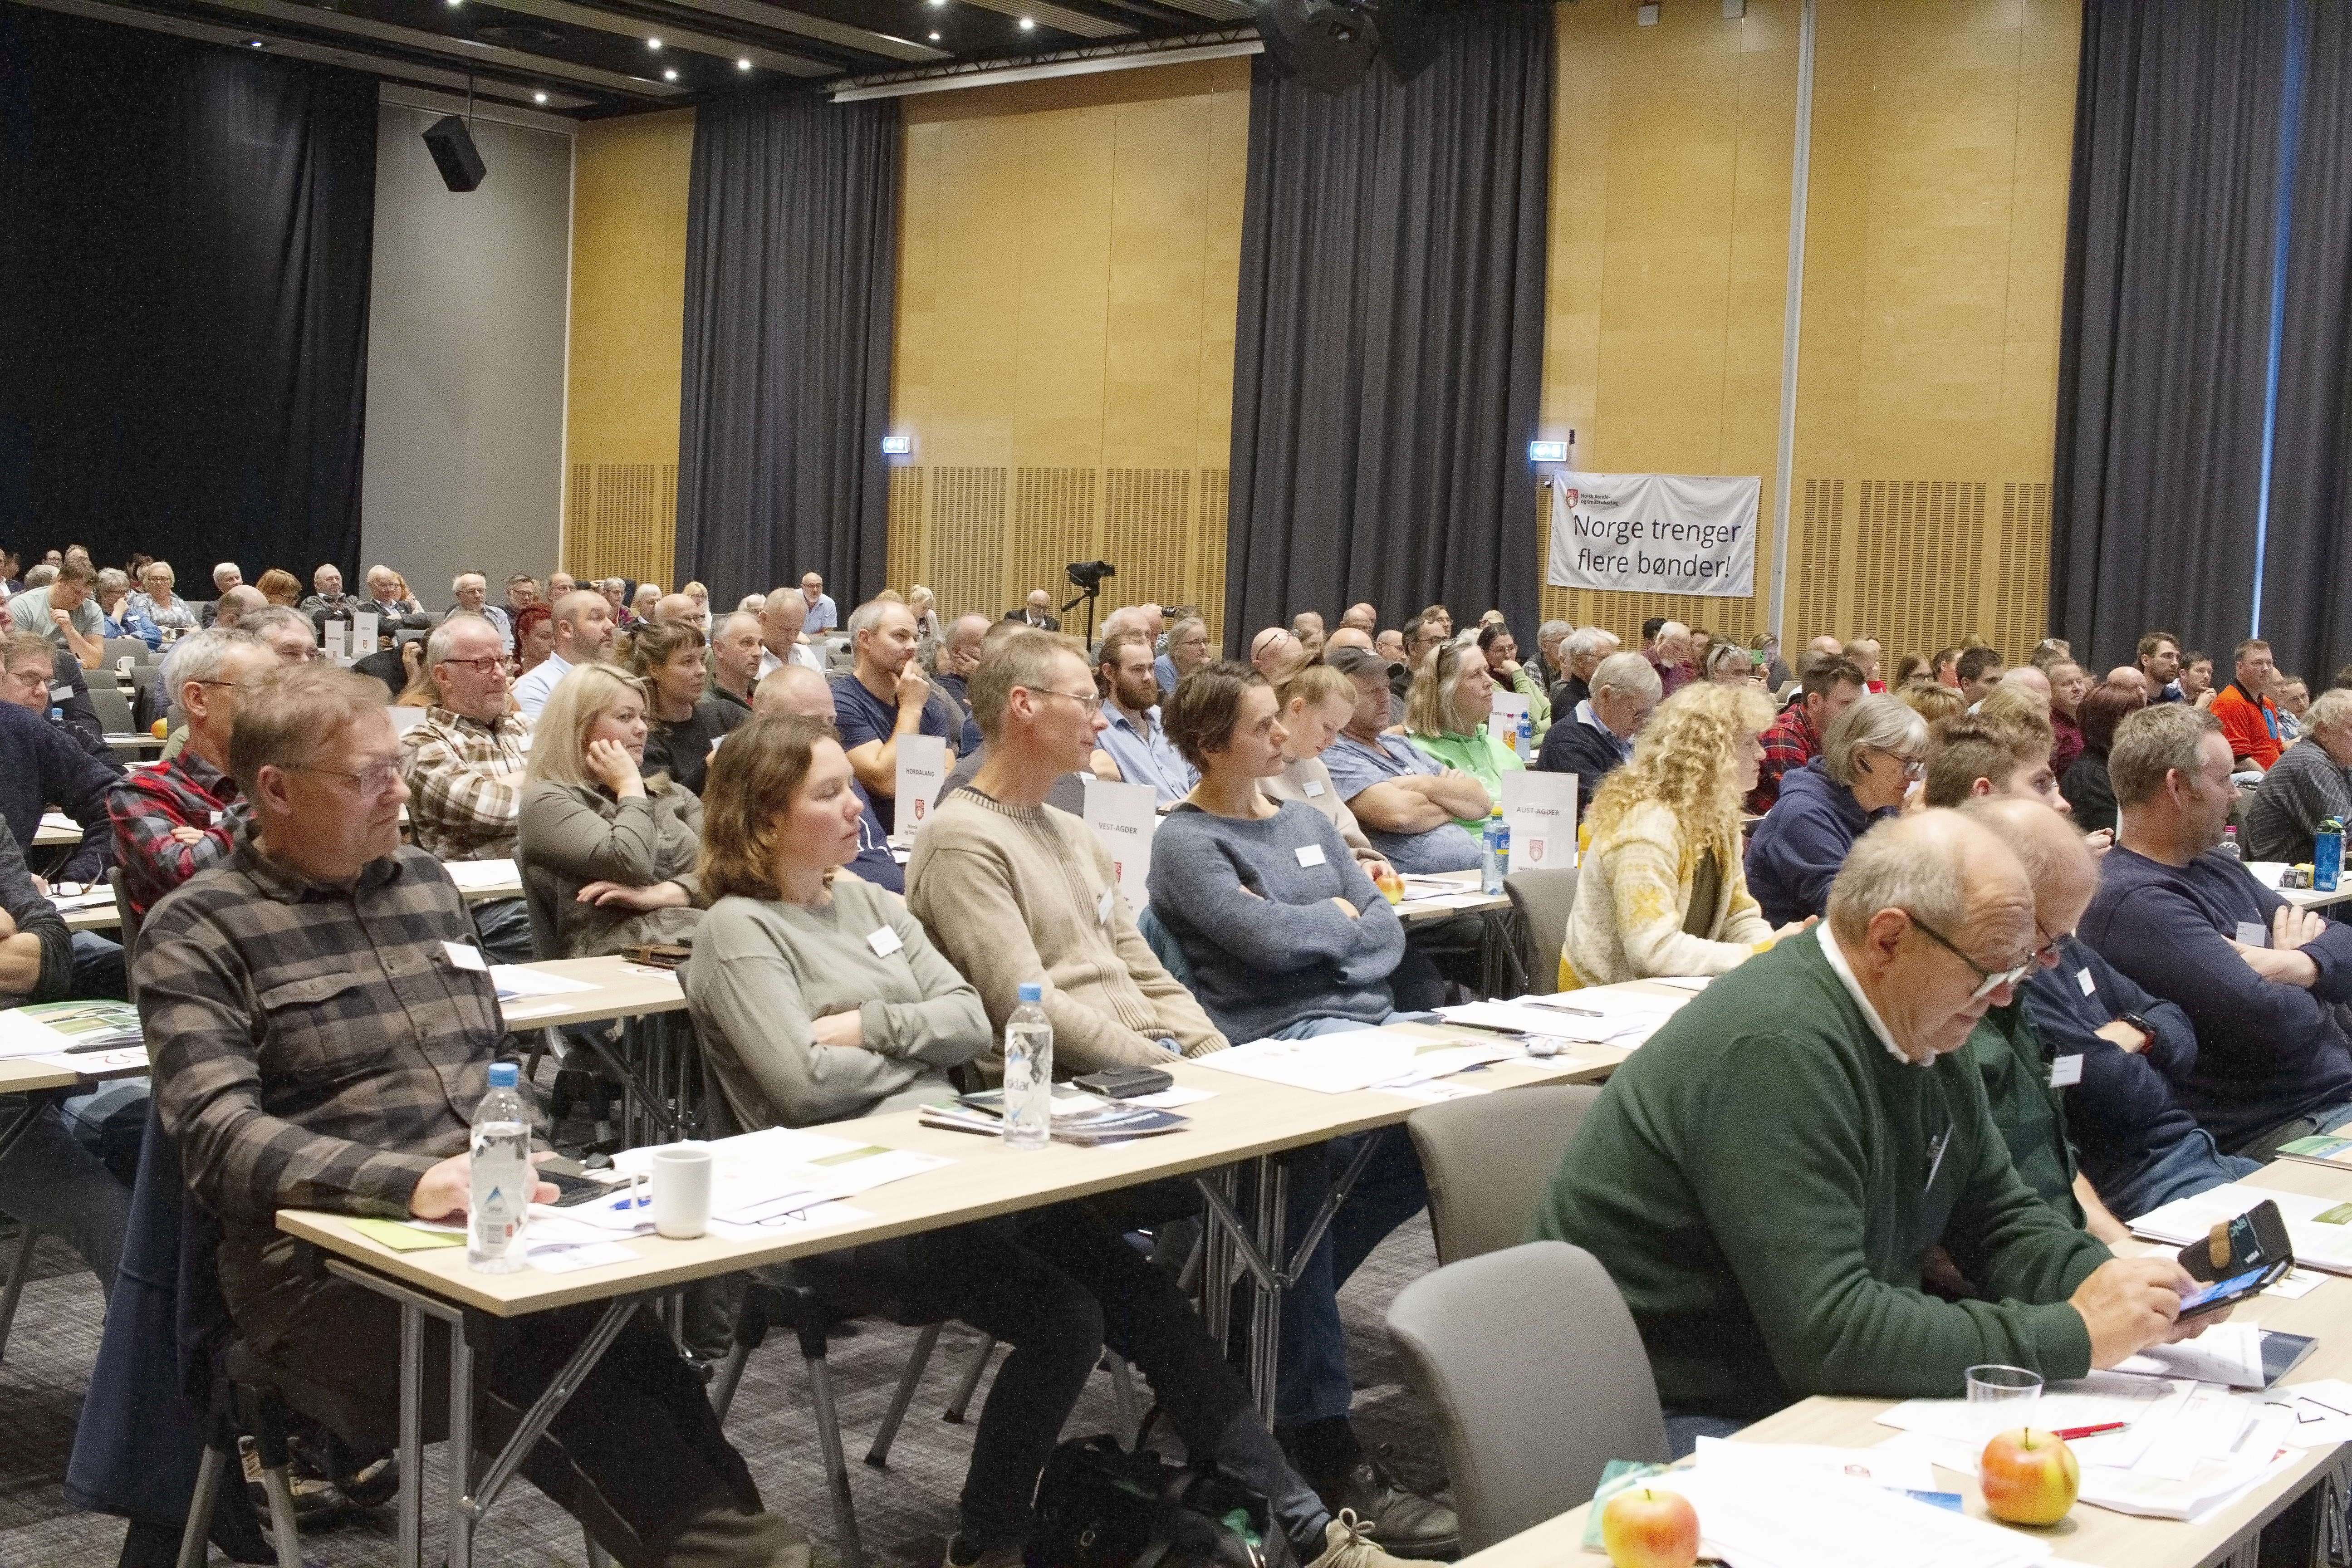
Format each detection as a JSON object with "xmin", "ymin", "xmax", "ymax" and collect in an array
[
  {"xmin": 1501, "ymin": 771, "xmax": 1578, "ymax": 874},
  {"xmin": 891, "ymin": 735, "xmax": 946, "ymax": 848},
  {"xmin": 1083, "ymin": 777, "xmax": 1160, "ymax": 914},
  {"xmin": 1547, "ymin": 472, "xmax": 1759, "ymax": 598}
]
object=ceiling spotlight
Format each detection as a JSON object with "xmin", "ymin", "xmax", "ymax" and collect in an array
[
  {"xmin": 928, "ymin": 0, "xmax": 944, "ymax": 7},
  {"xmin": 646, "ymin": 36, "xmax": 661, "ymax": 49},
  {"xmin": 1019, "ymin": 15, "xmax": 1034, "ymax": 27},
  {"xmin": 928, "ymin": 30, "xmax": 940, "ymax": 39},
  {"xmin": 663, "ymin": 68, "xmax": 678, "ymax": 79},
  {"xmin": 534, "ymin": 91, "xmax": 548, "ymax": 102},
  {"xmin": 245, "ymin": 37, "xmax": 264, "ymax": 45},
  {"xmin": 736, "ymin": 57, "xmax": 750, "ymax": 69}
]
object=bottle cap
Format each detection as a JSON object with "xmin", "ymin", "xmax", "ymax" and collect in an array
[
  {"xmin": 1018, "ymin": 981, "xmax": 1043, "ymax": 1003},
  {"xmin": 487, "ymin": 1062, "xmax": 519, "ymax": 1088}
]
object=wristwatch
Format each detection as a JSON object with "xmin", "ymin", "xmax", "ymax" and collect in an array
[{"xmin": 2115, "ymin": 1012, "xmax": 2156, "ymax": 1052}]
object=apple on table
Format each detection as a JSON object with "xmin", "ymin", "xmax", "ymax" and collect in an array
[
  {"xmin": 1980, "ymin": 1428, "xmax": 2079, "ymax": 1527},
  {"xmin": 1601, "ymin": 1485, "xmax": 1700, "ymax": 1568}
]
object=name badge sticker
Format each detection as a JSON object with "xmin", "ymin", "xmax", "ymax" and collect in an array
[
  {"xmin": 2049, "ymin": 1055, "xmax": 2083, "ymax": 1089},
  {"xmin": 2236, "ymin": 920, "xmax": 2269, "ymax": 948},
  {"xmin": 1097, "ymin": 882, "xmax": 1117, "ymax": 926},
  {"xmin": 442, "ymin": 939, "xmax": 489, "ymax": 972},
  {"xmin": 1303, "ymin": 780, "xmax": 1326, "ymax": 798},
  {"xmin": 2076, "ymin": 966, "xmax": 2096, "ymax": 996},
  {"xmin": 867, "ymin": 925, "xmax": 903, "ymax": 958},
  {"xmin": 1294, "ymin": 843, "xmax": 1327, "ymax": 868}
]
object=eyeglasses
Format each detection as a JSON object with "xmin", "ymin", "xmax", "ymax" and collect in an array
[
  {"xmin": 437, "ymin": 655, "xmax": 509, "ymax": 676},
  {"xmin": 1028, "ymin": 686, "xmax": 1104, "ymax": 717},
  {"xmin": 1904, "ymin": 912, "xmax": 2036, "ymax": 1000},
  {"xmin": 1882, "ymin": 750, "xmax": 1927, "ymax": 780},
  {"xmin": 296, "ymin": 759, "xmax": 404, "ymax": 797},
  {"xmin": 2030, "ymin": 921, "xmax": 2073, "ymax": 967}
]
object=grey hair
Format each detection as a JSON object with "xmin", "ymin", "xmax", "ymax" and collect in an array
[
  {"xmin": 451, "ymin": 570, "xmax": 485, "ymax": 593},
  {"xmin": 425, "ymin": 612, "xmax": 502, "ymax": 669},
  {"xmin": 1589, "ymin": 650, "xmax": 1662, "ymax": 704},
  {"xmin": 24, "ymin": 564, "xmax": 57, "ymax": 588},
  {"xmin": 1536, "ymin": 619, "xmax": 1571, "ymax": 647},
  {"xmin": 239, "ymin": 606, "xmax": 312, "ymax": 642},
  {"xmin": 2308, "ymin": 687, "xmax": 2352, "ymax": 735},
  {"xmin": 1827, "ymin": 814, "xmax": 1970, "ymax": 945},
  {"xmin": 2109, "ymin": 703, "xmax": 2223, "ymax": 808},
  {"xmin": 712, "ymin": 610, "xmax": 759, "ymax": 642},
  {"xmin": 1565, "ymin": 626, "xmax": 1619, "ymax": 661},
  {"xmin": 161, "ymin": 627, "xmax": 266, "ymax": 694},
  {"xmin": 846, "ymin": 598, "xmax": 893, "ymax": 642},
  {"xmin": 1821, "ymin": 693, "xmax": 1928, "ymax": 787},
  {"xmin": 1167, "ymin": 615, "xmax": 1207, "ymax": 645},
  {"xmin": 96, "ymin": 567, "xmax": 130, "ymax": 593}
]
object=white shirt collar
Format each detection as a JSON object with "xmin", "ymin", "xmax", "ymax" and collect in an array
[{"xmin": 1815, "ymin": 923, "xmax": 1913, "ymax": 1064}]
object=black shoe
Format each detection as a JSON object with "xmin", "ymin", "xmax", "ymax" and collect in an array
[{"xmin": 1322, "ymin": 1456, "xmax": 1456, "ymax": 1561}]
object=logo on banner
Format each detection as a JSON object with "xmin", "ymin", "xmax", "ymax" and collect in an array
[{"xmin": 1559, "ymin": 488, "xmax": 1579, "ymax": 509}]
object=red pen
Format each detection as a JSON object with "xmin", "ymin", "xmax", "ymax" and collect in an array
[{"xmin": 2049, "ymin": 1422, "xmax": 2128, "ymax": 1441}]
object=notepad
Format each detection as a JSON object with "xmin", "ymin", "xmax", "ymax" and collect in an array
[{"xmin": 347, "ymin": 1218, "xmax": 465, "ymax": 1251}]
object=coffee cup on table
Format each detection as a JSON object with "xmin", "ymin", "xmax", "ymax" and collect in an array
[{"xmin": 650, "ymin": 1143, "xmax": 713, "ymax": 1239}]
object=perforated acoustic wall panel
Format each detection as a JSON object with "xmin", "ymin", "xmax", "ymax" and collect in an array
[
  {"xmin": 1994, "ymin": 483, "xmax": 2054, "ymax": 657},
  {"xmin": 566, "ymin": 462, "xmax": 677, "ymax": 587},
  {"xmin": 886, "ymin": 466, "xmax": 1230, "ymax": 641}
]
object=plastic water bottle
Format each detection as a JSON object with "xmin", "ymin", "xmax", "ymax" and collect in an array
[
  {"xmin": 1515, "ymin": 709, "xmax": 1534, "ymax": 761},
  {"xmin": 1481, "ymin": 805, "xmax": 1509, "ymax": 894},
  {"xmin": 1003, "ymin": 982, "xmax": 1054, "ymax": 1152},
  {"xmin": 2219, "ymin": 824, "xmax": 2242, "ymax": 862},
  {"xmin": 467, "ymin": 1062, "xmax": 533, "ymax": 1274},
  {"xmin": 2318, "ymin": 818, "xmax": 2344, "ymax": 893}
]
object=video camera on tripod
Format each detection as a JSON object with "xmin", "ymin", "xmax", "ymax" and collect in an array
[{"xmin": 1061, "ymin": 560, "xmax": 1116, "ymax": 642}]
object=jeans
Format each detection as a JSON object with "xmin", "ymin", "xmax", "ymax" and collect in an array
[
  {"xmin": 1263, "ymin": 1011, "xmax": 1433, "ymax": 1429},
  {"xmin": 470, "ymin": 896, "xmax": 537, "ymax": 965},
  {"xmin": 794, "ymin": 1202, "xmax": 1330, "ymax": 1559},
  {"xmin": 2236, "ymin": 1098, "xmax": 2352, "ymax": 1164},
  {"xmin": 2097, "ymin": 1128, "xmax": 2264, "ymax": 1225},
  {"xmin": 70, "ymin": 930, "xmax": 126, "ymax": 1000},
  {"xmin": 0, "ymin": 1099, "xmax": 133, "ymax": 1294}
]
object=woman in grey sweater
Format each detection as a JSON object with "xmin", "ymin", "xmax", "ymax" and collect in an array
[
  {"xmin": 681, "ymin": 712, "xmax": 1399, "ymax": 1568},
  {"xmin": 516, "ymin": 662, "xmax": 703, "ymax": 958}
]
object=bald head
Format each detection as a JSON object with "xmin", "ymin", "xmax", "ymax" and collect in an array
[
  {"xmin": 1960, "ymin": 796, "xmax": 2096, "ymax": 923},
  {"xmin": 1326, "ymin": 626, "xmax": 1374, "ymax": 654},
  {"xmin": 2003, "ymin": 665, "xmax": 2053, "ymax": 699},
  {"xmin": 213, "ymin": 585, "xmax": 268, "ymax": 628},
  {"xmin": 653, "ymin": 593, "xmax": 698, "ymax": 624},
  {"xmin": 2106, "ymin": 666, "xmax": 2148, "ymax": 696},
  {"xmin": 760, "ymin": 588, "xmax": 808, "ymax": 656},
  {"xmin": 755, "ymin": 663, "xmax": 834, "ymax": 720}
]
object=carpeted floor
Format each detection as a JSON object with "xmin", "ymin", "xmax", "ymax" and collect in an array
[{"xmin": 0, "ymin": 1209, "xmax": 1447, "ymax": 1567}]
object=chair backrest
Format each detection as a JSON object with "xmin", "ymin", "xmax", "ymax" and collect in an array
[
  {"xmin": 1385, "ymin": 1240, "xmax": 1669, "ymax": 1554},
  {"xmin": 88, "ymin": 683, "xmax": 133, "ymax": 735},
  {"xmin": 108, "ymin": 867, "xmax": 143, "ymax": 1001},
  {"xmin": 1135, "ymin": 904, "xmax": 1196, "ymax": 991},
  {"xmin": 1406, "ymin": 1084, "xmax": 1599, "ymax": 1265},
  {"xmin": 101, "ymin": 637, "xmax": 150, "ymax": 669},
  {"xmin": 1504, "ymin": 867, "xmax": 1578, "ymax": 991}
]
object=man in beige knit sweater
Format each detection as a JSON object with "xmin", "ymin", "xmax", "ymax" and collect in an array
[{"xmin": 906, "ymin": 630, "xmax": 1222, "ymax": 1073}]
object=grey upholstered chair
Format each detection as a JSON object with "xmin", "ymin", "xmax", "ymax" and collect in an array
[
  {"xmin": 1405, "ymin": 1084, "xmax": 1600, "ymax": 1265},
  {"xmin": 1385, "ymin": 1240, "xmax": 1670, "ymax": 1553},
  {"xmin": 1504, "ymin": 867, "xmax": 1578, "ymax": 989}
]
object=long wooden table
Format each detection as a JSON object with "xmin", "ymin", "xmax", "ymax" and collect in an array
[
  {"xmin": 1456, "ymin": 1157, "xmax": 2352, "ymax": 1568},
  {"xmin": 56, "ymin": 861, "xmax": 527, "ymax": 936}
]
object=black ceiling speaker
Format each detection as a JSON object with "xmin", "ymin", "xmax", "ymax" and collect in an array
[
  {"xmin": 422, "ymin": 114, "xmax": 486, "ymax": 192},
  {"xmin": 1257, "ymin": 0, "xmax": 1380, "ymax": 95}
]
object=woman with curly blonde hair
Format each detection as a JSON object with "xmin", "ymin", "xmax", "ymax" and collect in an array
[{"xmin": 1562, "ymin": 681, "xmax": 1806, "ymax": 987}]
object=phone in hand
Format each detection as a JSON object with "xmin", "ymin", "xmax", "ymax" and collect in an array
[{"xmin": 2179, "ymin": 1260, "xmax": 2291, "ymax": 1320}]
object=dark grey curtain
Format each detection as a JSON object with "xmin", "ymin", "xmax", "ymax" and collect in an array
[
  {"xmin": 676, "ymin": 92, "xmax": 898, "ymax": 605},
  {"xmin": 2260, "ymin": 0, "xmax": 2352, "ymax": 684},
  {"xmin": 2050, "ymin": 0, "xmax": 2292, "ymax": 671},
  {"xmin": 1226, "ymin": 2, "xmax": 1552, "ymax": 652},
  {"xmin": 0, "ymin": 5, "xmax": 376, "ymax": 577}
]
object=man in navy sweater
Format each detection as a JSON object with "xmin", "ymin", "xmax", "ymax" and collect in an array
[
  {"xmin": 2081, "ymin": 704, "xmax": 2352, "ymax": 1158},
  {"xmin": 0, "ymin": 694, "xmax": 117, "ymax": 887}
]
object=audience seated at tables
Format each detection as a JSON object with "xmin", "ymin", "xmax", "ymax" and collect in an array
[
  {"xmin": 2, "ymin": 629, "xmax": 110, "ymax": 760},
  {"xmin": 253, "ymin": 567, "xmax": 304, "ymax": 609},
  {"xmin": 2041, "ymin": 653, "xmax": 2090, "ymax": 778},
  {"xmin": 2210, "ymin": 638, "xmax": 2285, "ymax": 773},
  {"xmin": 1744, "ymin": 693, "xmax": 1922, "ymax": 927},
  {"xmin": 512, "ymin": 588, "xmax": 618, "ymax": 718},
  {"xmin": 297, "ymin": 562, "xmax": 356, "ymax": 621},
  {"xmin": 135, "ymin": 662, "xmax": 810, "ymax": 1567},
  {"xmin": 1746, "ymin": 653, "xmax": 1865, "ymax": 813},
  {"xmin": 518, "ymin": 662, "xmax": 705, "ymax": 959},
  {"xmin": 1534, "ymin": 649, "xmax": 1661, "ymax": 820},
  {"xmin": 2083, "ymin": 704, "xmax": 2352, "ymax": 1158},
  {"xmin": 680, "ymin": 713, "xmax": 1409, "ymax": 1568},
  {"xmin": 1156, "ymin": 614, "xmax": 1214, "ymax": 694},
  {"xmin": 1642, "ymin": 618, "xmax": 1692, "ymax": 698},
  {"xmin": 631, "ymin": 619, "xmax": 745, "ymax": 796},
  {"xmin": 108, "ymin": 628, "xmax": 274, "ymax": 917},
  {"xmin": 397, "ymin": 613, "xmax": 534, "ymax": 962},
  {"xmin": 2245, "ymin": 688, "xmax": 2352, "ymax": 863},
  {"xmin": 445, "ymin": 571, "xmax": 513, "ymax": 645},
  {"xmin": 2059, "ymin": 680, "xmax": 2143, "ymax": 836},
  {"xmin": 1921, "ymin": 705, "xmax": 2071, "ymax": 818},
  {"xmin": 800, "ymin": 572, "xmax": 838, "ymax": 635},
  {"xmin": 0, "ymin": 824, "xmax": 130, "ymax": 1301},
  {"xmin": 1089, "ymin": 627, "xmax": 1196, "ymax": 805},
  {"xmin": 835, "ymin": 598, "xmax": 961, "ymax": 836},
  {"xmin": 754, "ymin": 587, "xmax": 823, "ymax": 684},
  {"xmin": 1537, "ymin": 810, "xmax": 2202, "ymax": 1450},
  {"xmin": 1477, "ymin": 623, "xmax": 1550, "ymax": 731},
  {"xmin": 0, "ymin": 685, "xmax": 116, "ymax": 894},
  {"xmin": 1547, "ymin": 624, "xmax": 1619, "ymax": 715},
  {"xmin": 11, "ymin": 558, "xmax": 105, "ymax": 669},
  {"xmin": 125, "ymin": 561, "xmax": 197, "ymax": 638},
  {"xmin": 93, "ymin": 568, "xmax": 159, "ymax": 649},
  {"xmin": 1262, "ymin": 662, "xmax": 1393, "ymax": 876},
  {"xmin": 708, "ymin": 611, "xmax": 764, "ymax": 713},
  {"xmin": 1322, "ymin": 647, "xmax": 1487, "ymax": 873},
  {"xmin": 2277, "ymin": 673, "xmax": 2312, "ymax": 741},
  {"xmin": 754, "ymin": 665, "xmax": 904, "ymax": 892},
  {"xmin": 1562, "ymin": 683, "xmax": 1793, "ymax": 989},
  {"xmin": 239, "ymin": 604, "xmax": 318, "ymax": 668},
  {"xmin": 1403, "ymin": 640, "xmax": 1523, "ymax": 826}
]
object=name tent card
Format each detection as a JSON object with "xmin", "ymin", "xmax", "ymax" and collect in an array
[
  {"xmin": 891, "ymin": 734, "xmax": 947, "ymax": 848},
  {"xmin": 1502, "ymin": 771, "xmax": 1578, "ymax": 873},
  {"xmin": 1083, "ymin": 776, "xmax": 1159, "ymax": 913}
]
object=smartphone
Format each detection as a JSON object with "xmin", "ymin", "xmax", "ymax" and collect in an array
[
  {"xmin": 1072, "ymin": 1066, "xmax": 1175, "ymax": 1100},
  {"xmin": 2179, "ymin": 1260, "xmax": 2290, "ymax": 1319},
  {"xmin": 543, "ymin": 1167, "xmax": 626, "ymax": 1208}
]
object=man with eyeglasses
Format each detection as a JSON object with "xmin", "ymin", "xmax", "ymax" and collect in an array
[
  {"xmin": 130, "ymin": 662, "xmax": 813, "ymax": 1566},
  {"xmin": 1535, "ymin": 809, "xmax": 2209, "ymax": 1451},
  {"xmin": 109, "ymin": 627, "xmax": 275, "ymax": 917},
  {"xmin": 399, "ymin": 613, "xmax": 534, "ymax": 961}
]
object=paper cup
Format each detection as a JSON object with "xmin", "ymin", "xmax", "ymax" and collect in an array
[{"xmin": 651, "ymin": 1143, "xmax": 713, "ymax": 1240}]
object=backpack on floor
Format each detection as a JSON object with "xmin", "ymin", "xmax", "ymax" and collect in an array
[{"xmin": 1028, "ymin": 1433, "xmax": 1296, "ymax": 1568}]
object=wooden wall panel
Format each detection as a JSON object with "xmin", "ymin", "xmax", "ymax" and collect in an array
[{"xmin": 566, "ymin": 463, "xmax": 677, "ymax": 587}]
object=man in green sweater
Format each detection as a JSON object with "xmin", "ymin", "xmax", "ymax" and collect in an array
[{"xmin": 1534, "ymin": 810, "xmax": 2203, "ymax": 1446}]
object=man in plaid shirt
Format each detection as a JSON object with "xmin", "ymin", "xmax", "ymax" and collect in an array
[
  {"xmin": 137, "ymin": 662, "xmax": 810, "ymax": 1567},
  {"xmin": 1748, "ymin": 653, "xmax": 1866, "ymax": 816},
  {"xmin": 399, "ymin": 613, "xmax": 535, "ymax": 960},
  {"xmin": 108, "ymin": 627, "xmax": 275, "ymax": 916}
]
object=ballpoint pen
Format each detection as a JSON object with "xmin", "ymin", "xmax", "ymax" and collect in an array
[{"xmin": 2048, "ymin": 1422, "xmax": 2128, "ymax": 1441}]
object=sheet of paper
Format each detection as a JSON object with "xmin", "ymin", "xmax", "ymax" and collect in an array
[
  {"xmin": 611, "ymin": 1129, "xmax": 950, "ymax": 1231},
  {"xmin": 2247, "ymin": 1379, "xmax": 2352, "ymax": 1447},
  {"xmin": 2130, "ymin": 1181, "xmax": 2352, "ymax": 1274},
  {"xmin": 1397, "ymin": 873, "xmax": 1474, "ymax": 901},
  {"xmin": 347, "ymin": 1217, "xmax": 466, "ymax": 1251},
  {"xmin": 1379, "ymin": 1080, "xmax": 1494, "ymax": 1104},
  {"xmin": 526, "ymin": 1239, "xmax": 640, "ymax": 1273},
  {"xmin": 1130, "ymin": 1086, "xmax": 1217, "ymax": 1110},
  {"xmin": 39, "ymin": 811, "xmax": 78, "ymax": 836},
  {"xmin": 1370, "ymin": 1038, "xmax": 1520, "ymax": 1088},
  {"xmin": 1188, "ymin": 1032, "xmax": 1421, "ymax": 1094},
  {"xmin": 443, "ymin": 858, "xmax": 519, "ymax": 892},
  {"xmin": 0, "ymin": 1000, "xmax": 142, "ymax": 1059},
  {"xmin": 706, "ymin": 1200, "xmax": 870, "ymax": 1243},
  {"xmin": 2267, "ymin": 1267, "xmax": 2329, "ymax": 1298},
  {"xmin": 23, "ymin": 1045, "xmax": 149, "ymax": 1076},
  {"xmin": 46, "ymin": 887, "xmax": 115, "ymax": 911},
  {"xmin": 1650, "ymin": 975, "xmax": 1713, "ymax": 992},
  {"xmin": 2243, "ymin": 860, "xmax": 2290, "ymax": 890},
  {"xmin": 891, "ymin": 734, "xmax": 947, "ymax": 847},
  {"xmin": 1691, "ymin": 1436, "xmax": 1938, "ymax": 1495},
  {"xmin": 1633, "ymin": 1461, "xmax": 2051, "ymax": 1568},
  {"xmin": 1082, "ymin": 776, "xmax": 1159, "ymax": 914},
  {"xmin": 488, "ymin": 964, "xmax": 600, "ymax": 999},
  {"xmin": 1500, "ymin": 769, "xmax": 1577, "ymax": 872},
  {"xmin": 2116, "ymin": 1322, "xmax": 2267, "ymax": 1388}
]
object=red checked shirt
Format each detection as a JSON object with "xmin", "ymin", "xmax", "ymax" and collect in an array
[
  {"xmin": 1748, "ymin": 701, "xmax": 1821, "ymax": 815},
  {"xmin": 108, "ymin": 749, "xmax": 244, "ymax": 916}
]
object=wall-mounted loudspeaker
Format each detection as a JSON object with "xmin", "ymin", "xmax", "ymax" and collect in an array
[
  {"xmin": 421, "ymin": 114, "xmax": 486, "ymax": 192},
  {"xmin": 1256, "ymin": 0, "xmax": 1439, "ymax": 95}
]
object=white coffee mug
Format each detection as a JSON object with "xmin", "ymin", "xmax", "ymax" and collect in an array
[{"xmin": 650, "ymin": 1143, "xmax": 713, "ymax": 1240}]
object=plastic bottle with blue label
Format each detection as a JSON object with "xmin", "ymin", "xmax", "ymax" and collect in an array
[
  {"xmin": 1516, "ymin": 709, "xmax": 1533, "ymax": 761},
  {"xmin": 1481, "ymin": 805, "xmax": 1509, "ymax": 894},
  {"xmin": 2318, "ymin": 818, "xmax": 2344, "ymax": 893}
]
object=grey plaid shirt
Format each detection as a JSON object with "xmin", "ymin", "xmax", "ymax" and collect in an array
[{"xmin": 139, "ymin": 828, "xmax": 501, "ymax": 1240}]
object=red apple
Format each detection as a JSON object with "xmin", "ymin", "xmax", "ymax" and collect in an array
[
  {"xmin": 1980, "ymin": 1427, "xmax": 2079, "ymax": 1526},
  {"xmin": 1600, "ymin": 1485, "xmax": 1700, "ymax": 1568}
]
